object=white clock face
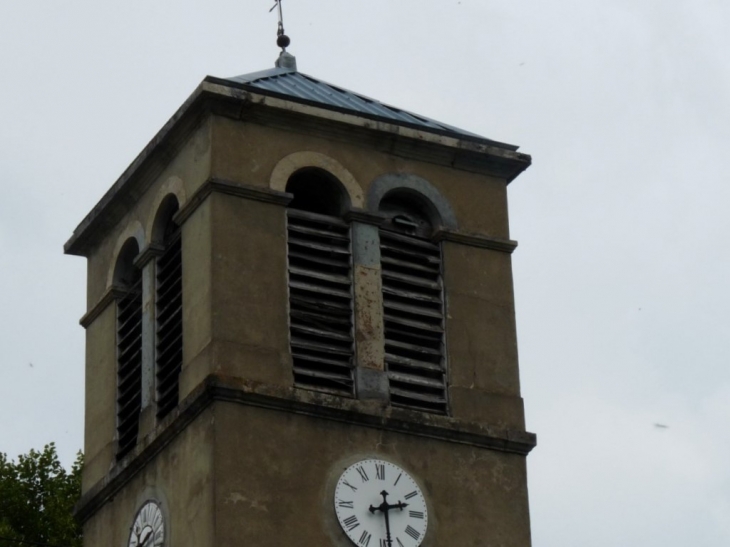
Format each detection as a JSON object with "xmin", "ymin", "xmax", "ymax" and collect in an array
[
  {"xmin": 334, "ymin": 459, "xmax": 428, "ymax": 547},
  {"xmin": 128, "ymin": 501, "xmax": 165, "ymax": 547}
]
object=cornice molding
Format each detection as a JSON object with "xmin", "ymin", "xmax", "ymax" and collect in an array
[
  {"xmin": 174, "ymin": 177, "xmax": 293, "ymax": 225},
  {"xmin": 79, "ymin": 285, "xmax": 127, "ymax": 329},
  {"xmin": 344, "ymin": 209, "xmax": 387, "ymax": 226},
  {"xmin": 64, "ymin": 88, "xmax": 211, "ymax": 257},
  {"xmin": 433, "ymin": 229, "xmax": 518, "ymax": 254},
  {"xmin": 74, "ymin": 374, "xmax": 536, "ymax": 523},
  {"xmin": 203, "ymin": 80, "xmax": 532, "ymax": 175},
  {"xmin": 133, "ymin": 243, "xmax": 165, "ymax": 268}
]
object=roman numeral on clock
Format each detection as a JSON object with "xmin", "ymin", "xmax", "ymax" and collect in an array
[
  {"xmin": 356, "ymin": 465, "xmax": 369, "ymax": 482},
  {"xmin": 343, "ymin": 515, "xmax": 360, "ymax": 531},
  {"xmin": 396, "ymin": 538, "xmax": 405, "ymax": 547},
  {"xmin": 358, "ymin": 530, "xmax": 372, "ymax": 546},
  {"xmin": 343, "ymin": 480, "xmax": 358, "ymax": 492},
  {"xmin": 409, "ymin": 510, "xmax": 424, "ymax": 519},
  {"xmin": 338, "ymin": 500, "xmax": 354, "ymax": 509},
  {"xmin": 404, "ymin": 491, "xmax": 418, "ymax": 500},
  {"xmin": 375, "ymin": 463, "xmax": 385, "ymax": 481},
  {"xmin": 405, "ymin": 525, "xmax": 421, "ymax": 541}
]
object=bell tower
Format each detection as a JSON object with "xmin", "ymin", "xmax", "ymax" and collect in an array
[{"xmin": 67, "ymin": 32, "xmax": 535, "ymax": 547}]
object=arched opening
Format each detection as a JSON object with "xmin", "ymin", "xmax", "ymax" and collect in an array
[
  {"xmin": 378, "ymin": 191, "xmax": 447, "ymax": 413},
  {"xmin": 152, "ymin": 196, "xmax": 183, "ymax": 420},
  {"xmin": 286, "ymin": 168, "xmax": 350, "ymax": 216},
  {"xmin": 114, "ymin": 238, "xmax": 143, "ymax": 459},
  {"xmin": 379, "ymin": 190, "xmax": 440, "ymax": 238},
  {"xmin": 151, "ymin": 195, "xmax": 180, "ymax": 245},
  {"xmin": 285, "ymin": 168, "xmax": 355, "ymax": 395}
]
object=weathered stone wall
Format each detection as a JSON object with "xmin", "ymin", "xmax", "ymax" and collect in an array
[
  {"xmin": 82, "ymin": 407, "xmax": 215, "ymax": 547},
  {"xmin": 78, "ymin": 106, "xmax": 531, "ymax": 546},
  {"xmin": 212, "ymin": 400, "xmax": 531, "ymax": 547}
]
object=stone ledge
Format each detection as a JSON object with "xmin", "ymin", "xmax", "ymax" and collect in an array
[
  {"xmin": 433, "ymin": 229, "xmax": 518, "ymax": 254},
  {"xmin": 79, "ymin": 285, "xmax": 126, "ymax": 328},
  {"xmin": 133, "ymin": 242, "xmax": 165, "ymax": 268},
  {"xmin": 174, "ymin": 177, "xmax": 293, "ymax": 225},
  {"xmin": 74, "ymin": 374, "xmax": 536, "ymax": 523},
  {"xmin": 345, "ymin": 209, "xmax": 387, "ymax": 226}
]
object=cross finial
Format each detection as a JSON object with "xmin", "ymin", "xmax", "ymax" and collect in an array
[{"xmin": 270, "ymin": 0, "xmax": 290, "ymax": 51}]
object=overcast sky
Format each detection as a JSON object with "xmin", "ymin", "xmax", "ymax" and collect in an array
[{"xmin": 1, "ymin": 1, "xmax": 729, "ymax": 546}]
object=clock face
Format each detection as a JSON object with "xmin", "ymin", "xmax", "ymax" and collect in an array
[
  {"xmin": 334, "ymin": 459, "xmax": 428, "ymax": 547},
  {"xmin": 128, "ymin": 500, "xmax": 165, "ymax": 547}
]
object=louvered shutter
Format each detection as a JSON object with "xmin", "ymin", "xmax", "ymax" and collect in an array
[
  {"xmin": 156, "ymin": 231, "xmax": 182, "ymax": 419},
  {"xmin": 380, "ymin": 230, "xmax": 447, "ymax": 413},
  {"xmin": 287, "ymin": 209, "xmax": 354, "ymax": 395},
  {"xmin": 117, "ymin": 276, "xmax": 143, "ymax": 458}
]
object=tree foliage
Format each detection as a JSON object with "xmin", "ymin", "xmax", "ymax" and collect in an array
[{"xmin": 0, "ymin": 444, "xmax": 82, "ymax": 547}]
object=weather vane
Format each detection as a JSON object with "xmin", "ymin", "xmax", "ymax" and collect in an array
[{"xmin": 270, "ymin": 0, "xmax": 291, "ymax": 51}]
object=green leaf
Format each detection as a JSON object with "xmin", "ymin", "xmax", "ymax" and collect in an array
[{"xmin": 0, "ymin": 444, "xmax": 83, "ymax": 547}]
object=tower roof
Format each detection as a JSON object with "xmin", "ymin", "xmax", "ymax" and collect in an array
[{"xmin": 209, "ymin": 66, "xmax": 519, "ymax": 151}]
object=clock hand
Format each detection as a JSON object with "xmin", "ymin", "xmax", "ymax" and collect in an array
[
  {"xmin": 139, "ymin": 529, "xmax": 153, "ymax": 547},
  {"xmin": 368, "ymin": 491, "xmax": 409, "ymax": 547},
  {"xmin": 383, "ymin": 500, "xmax": 393, "ymax": 547},
  {"xmin": 369, "ymin": 491, "xmax": 409, "ymax": 514}
]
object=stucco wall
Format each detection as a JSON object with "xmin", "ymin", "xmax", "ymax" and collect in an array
[
  {"xmin": 212, "ymin": 401, "xmax": 532, "ymax": 546},
  {"xmin": 82, "ymin": 408, "xmax": 215, "ymax": 547}
]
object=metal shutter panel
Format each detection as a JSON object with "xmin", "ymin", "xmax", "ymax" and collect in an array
[
  {"xmin": 287, "ymin": 210, "xmax": 354, "ymax": 395},
  {"xmin": 380, "ymin": 230, "xmax": 447, "ymax": 413}
]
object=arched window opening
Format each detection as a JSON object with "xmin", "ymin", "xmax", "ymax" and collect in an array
[
  {"xmin": 153, "ymin": 197, "xmax": 183, "ymax": 420},
  {"xmin": 114, "ymin": 239, "xmax": 143, "ymax": 459},
  {"xmin": 286, "ymin": 168, "xmax": 349, "ymax": 216},
  {"xmin": 379, "ymin": 191, "xmax": 447, "ymax": 413},
  {"xmin": 379, "ymin": 192, "xmax": 437, "ymax": 238},
  {"xmin": 285, "ymin": 168, "xmax": 354, "ymax": 395}
]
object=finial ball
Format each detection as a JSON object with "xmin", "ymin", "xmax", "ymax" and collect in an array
[{"xmin": 277, "ymin": 34, "xmax": 291, "ymax": 48}]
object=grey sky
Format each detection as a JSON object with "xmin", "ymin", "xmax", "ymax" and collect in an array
[{"xmin": 1, "ymin": 1, "xmax": 728, "ymax": 546}]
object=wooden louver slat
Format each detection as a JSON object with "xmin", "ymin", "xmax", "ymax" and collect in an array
[
  {"xmin": 380, "ymin": 230, "xmax": 447, "ymax": 414},
  {"xmin": 116, "ymin": 276, "xmax": 143, "ymax": 459},
  {"xmin": 156, "ymin": 233, "xmax": 183, "ymax": 419},
  {"xmin": 287, "ymin": 210, "xmax": 354, "ymax": 396}
]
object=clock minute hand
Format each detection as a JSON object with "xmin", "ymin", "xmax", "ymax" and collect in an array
[
  {"xmin": 138, "ymin": 529, "xmax": 153, "ymax": 547},
  {"xmin": 375, "ymin": 490, "xmax": 394, "ymax": 547}
]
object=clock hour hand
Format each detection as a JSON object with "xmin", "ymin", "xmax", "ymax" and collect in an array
[
  {"xmin": 369, "ymin": 490, "xmax": 409, "ymax": 514},
  {"xmin": 368, "ymin": 491, "xmax": 408, "ymax": 547}
]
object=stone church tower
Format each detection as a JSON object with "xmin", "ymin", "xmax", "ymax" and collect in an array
[{"xmin": 66, "ymin": 45, "xmax": 535, "ymax": 546}]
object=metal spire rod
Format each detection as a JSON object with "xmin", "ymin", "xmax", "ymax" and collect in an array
[
  {"xmin": 270, "ymin": 1, "xmax": 285, "ymax": 38},
  {"xmin": 270, "ymin": 0, "xmax": 291, "ymax": 51},
  {"xmin": 276, "ymin": 0, "xmax": 285, "ymax": 35}
]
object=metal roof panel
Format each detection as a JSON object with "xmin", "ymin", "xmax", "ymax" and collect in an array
[{"xmin": 224, "ymin": 67, "xmax": 516, "ymax": 149}]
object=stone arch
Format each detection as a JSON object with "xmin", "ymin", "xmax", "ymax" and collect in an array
[
  {"xmin": 107, "ymin": 221, "xmax": 145, "ymax": 289},
  {"xmin": 146, "ymin": 176, "xmax": 186, "ymax": 244},
  {"xmin": 367, "ymin": 173, "xmax": 458, "ymax": 230},
  {"xmin": 286, "ymin": 167, "xmax": 352, "ymax": 216},
  {"xmin": 270, "ymin": 151, "xmax": 364, "ymax": 209},
  {"xmin": 150, "ymin": 194, "xmax": 181, "ymax": 246}
]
